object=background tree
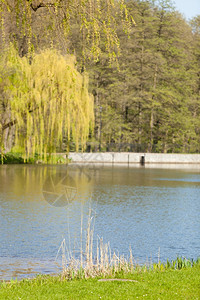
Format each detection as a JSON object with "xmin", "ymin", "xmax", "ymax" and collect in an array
[
  {"xmin": 189, "ymin": 16, "xmax": 200, "ymax": 152},
  {"xmin": 81, "ymin": 0, "xmax": 200, "ymax": 153}
]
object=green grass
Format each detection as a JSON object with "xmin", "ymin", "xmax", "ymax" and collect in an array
[{"xmin": 1, "ymin": 263, "xmax": 200, "ymax": 300}]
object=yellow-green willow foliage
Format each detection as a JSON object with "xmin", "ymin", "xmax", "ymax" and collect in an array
[
  {"xmin": 0, "ymin": 46, "xmax": 94, "ymax": 160},
  {"xmin": 0, "ymin": 0, "xmax": 135, "ymax": 62}
]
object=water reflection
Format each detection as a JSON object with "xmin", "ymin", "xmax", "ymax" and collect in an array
[{"xmin": 0, "ymin": 164, "xmax": 200, "ymax": 280}]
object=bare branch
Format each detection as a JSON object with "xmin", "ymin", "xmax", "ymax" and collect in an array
[
  {"xmin": 27, "ymin": 0, "xmax": 57, "ymax": 11},
  {"xmin": 2, "ymin": 107, "xmax": 38, "ymax": 131},
  {"xmin": 2, "ymin": 119, "xmax": 17, "ymax": 131}
]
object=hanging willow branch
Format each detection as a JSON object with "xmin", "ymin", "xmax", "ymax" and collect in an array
[
  {"xmin": 0, "ymin": 46, "xmax": 94, "ymax": 160},
  {"xmin": 0, "ymin": 0, "xmax": 135, "ymax": 62}
]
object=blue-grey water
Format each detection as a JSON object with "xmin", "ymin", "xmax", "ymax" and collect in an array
[{"xmin": 0, "ymin": 164, "xmax": 200, "ymax": 280}]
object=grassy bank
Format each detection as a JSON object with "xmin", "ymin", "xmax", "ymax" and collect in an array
[
  {"xmin": 1, "ymin": 207, "xmax": 199, "ymax": 299},
  {"xmin": 2, "ymin": 211, "xmax": 199, "ymax": 299},
  {"xmin": 0, "ymin": 262, "xmax": 200, "ymax": 299}
]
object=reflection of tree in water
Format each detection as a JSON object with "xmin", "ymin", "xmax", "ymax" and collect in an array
[
  {"xmin": 0, "ymin": 165, "xmax": 49, "ymax": 196},
  {"xmin": 0, "ymin": 164, "xmax": 102, "ymax": 203}
]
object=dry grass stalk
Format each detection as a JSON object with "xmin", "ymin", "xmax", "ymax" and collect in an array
[{"xmin": 56, "ymin": 209, "xmax": 139, "ymax": 279}]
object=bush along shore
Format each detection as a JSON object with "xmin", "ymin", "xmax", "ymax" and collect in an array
[{"xmin": 0, "ymin": 152, "xmax": 68, "ymax": 164}]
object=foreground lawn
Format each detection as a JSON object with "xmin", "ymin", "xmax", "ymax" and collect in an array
[{"xmin": 1, "ymin": 265, "xmax": 200, "ymax": 300}]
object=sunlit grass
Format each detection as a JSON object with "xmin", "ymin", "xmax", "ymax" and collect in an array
[{"xmin": 0, "ymin": 261, "xmax": 200, "ymax": 300}]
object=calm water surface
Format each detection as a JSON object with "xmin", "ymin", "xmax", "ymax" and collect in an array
[{"xmin": 0, "ymin": 164, "xmax": 200, "ymax": 280}]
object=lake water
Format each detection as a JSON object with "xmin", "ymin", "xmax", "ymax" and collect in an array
[{"xmin": 0, "ymin": 164, "xmax": 200, "ymax": 280}]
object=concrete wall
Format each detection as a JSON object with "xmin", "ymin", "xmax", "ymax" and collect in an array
[{"xmin": 68, "ymin": 152, "xmax": 200, "ymax": 164}]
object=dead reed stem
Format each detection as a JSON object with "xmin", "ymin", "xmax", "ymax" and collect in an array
[{"xmin": 56, "ymin": 208, "xmax": 139, "ymax": 279}]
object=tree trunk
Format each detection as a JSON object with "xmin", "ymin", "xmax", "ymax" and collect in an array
[{"xmin": 149, "ymin": 64, "xmax": 158, "ymax": 152}]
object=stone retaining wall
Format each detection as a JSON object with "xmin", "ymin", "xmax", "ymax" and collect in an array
[{"xmin": 68, "ymin": 152, "xmax": 200, "ymax": 164}]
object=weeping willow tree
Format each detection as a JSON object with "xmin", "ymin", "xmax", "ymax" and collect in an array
[
  {"xmin": 0, "ymin": 0, "xmax": 135, "ymax": 62},
  {"xmin": 0, "ymin": 0, "xmax": 134, "ymax": 161},
  {"xmin": 0, "ymin": 46, "xmax": 94, "ymax": 160}
]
